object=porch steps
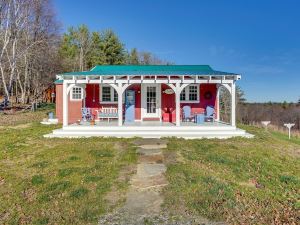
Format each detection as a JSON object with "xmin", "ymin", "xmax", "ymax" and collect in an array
[{"xmin": 44, "ymin": 127, "xmax": 253, "ymax": 139}]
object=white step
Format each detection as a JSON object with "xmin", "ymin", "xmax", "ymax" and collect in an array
[
  {"xmin": 45, "ymin": 128, "xmax": 253, "ymax": 139},
  {"xmin": 62, "ymin": 125, "xmax": 236, "ymax": 131}
]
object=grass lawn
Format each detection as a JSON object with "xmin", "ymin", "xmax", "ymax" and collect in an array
[
  {"xmin": 1, "ymin": 105, "xmax": 299, "ymax": 224},
  {"xmin": 0, "ymin": 106, "xmax": 137, "ymax": 224},
  {"xmin": 163, "ymin": 125, "xmax": 300, "ymax": 224}
]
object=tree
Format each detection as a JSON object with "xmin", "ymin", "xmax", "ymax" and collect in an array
[
  {"xmin": 298, "ymin": 97, "xmax": 300, "ymax": 104},
  {"xmin": 59, "ymin": 24, "xmax": 91, "ymax": 72},
  {"xmin": 0, "ymin": 0, "xmax": 60, "ymax": 102},
  {"xmin": 219, "ymin": 85, "xmax": 246, "ymax": 123},
  {"xmin": 129, "ymin": 48, "xmax": 139, "ymax": 64},
  {"xmin": 101, "ymin": 29, "xmax": 126, "ymax": 65},
  {"xmin": 236, "ymin": 86, "xmax": 246, "ymax": 104},
  {"xmin": 87, "ymin": 31, "xmax": 105, "ymax": 68},
  {"xmin": 58, "ymin": 25, "xmax": 170, "ymax": 71}
]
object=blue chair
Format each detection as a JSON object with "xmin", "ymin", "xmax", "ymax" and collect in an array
[
  {"xmin": 182, "ymin": 105, "xmax": 194, "ymax": 122},
  {"xmin": 205, "ymin": 105, "xmax": 215, "ymax": 122},
  {"xmin": 81, "ymin": 108, "xmax": 92, "ymax": 121}
]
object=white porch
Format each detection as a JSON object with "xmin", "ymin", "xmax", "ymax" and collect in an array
[
  {"xmin": 46, "ymin": 65, "xmax": 254, "ymax": 139},
  {"xmin": 61, "ymin": 75, "xmax": 238, "ymax": 127}
]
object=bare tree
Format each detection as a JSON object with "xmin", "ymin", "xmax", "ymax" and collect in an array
[{"xmin": 0, "ymin": 0, "xmax": 60, "ymax": 103}]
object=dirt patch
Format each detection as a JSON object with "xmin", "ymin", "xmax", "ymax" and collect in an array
[
  {"xmin": 133, "ymin": 138, "xmax": 168, "ymax": 146},
  {"xmin": 139, "ymin": 154, "xmax": 164, "ymax": 163},
  {"xmin": 7, "ymin": 123, "xmax": 32, "ymax": 129},
  {"xmin": 163, "ymin": 151, "xmax": 177, "ymax": 165},
  {"xmin": 104, "ymin": 186, "xmax": 126, "ymax": 210},
  {"xmin": 114, "ymin": 142, "xmax": 130, "ymax": 154},
  {"xmin": 117, "ymin": 164, "xmax": 136, "ymax": 183},
  {"xmin": 22, "ymin": 188, "xmax": 36, "ymax": 203},
  {"xmin": 105, "ymin": 164, "xmax": 137, "ymax": 210}
]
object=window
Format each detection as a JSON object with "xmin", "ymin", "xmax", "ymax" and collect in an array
[
  {"xmin": 113, "ymin": 89, "xmax": 118, "ymax": 102},
  {"xmin": 180, "ymin": 88, "xmax": 186, "ymax": 101},
  {"xmin": 180, "ymin": 85, "xmax": 199, "ymax": 102},
  {"xmin": 100, "ymin": 85, "xmax": 118, "ymax": 103},
  {"xmin": 189, "ymin": 85, "xmax": 198, "ymax": 101},
  {"xmin": 102, "ymin": 86, "xmax": 111, "ymax": 102},
  {"xmin": 71, "ymin": 87, "xmax": 83, "ymax": 100}
]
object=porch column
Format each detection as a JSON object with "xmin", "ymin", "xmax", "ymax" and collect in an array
[
  {"xmin": 216, "ymin": 84, "xmax": 220, "ymax": 121},
  {"xmin": 62, "ymin": 81, "xmax": 68, "ymax": 127},
  {"xmin": 117, "ymin": 91, "xmax": 123, "ymax": 126},
  {"xmin": 169, "ymin": 83, "xmax": 189, "ymax": 127},
  {"xmin": 175, "ymin": 83, "xmax": 181, "ymax": 126},
  {"xmin": 231, "ymin": 82, "xmax": 236, "ymax": 127},
  {"xmin": 110, "ymin": 83, "xmax": 130, "ymax": 126}
]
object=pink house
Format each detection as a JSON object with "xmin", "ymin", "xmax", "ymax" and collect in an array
[{"xmin": 46, "ymin": 65, "xmax": 252, "ymax": 138}]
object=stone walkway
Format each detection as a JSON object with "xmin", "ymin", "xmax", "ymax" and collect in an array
[
  {"xmin": 99, "ymin": 138, "xmax": 168, "ymax": 224},
  {"xmin": 99, "ymin": 138, "xmax": 225, "ymax": 225}
]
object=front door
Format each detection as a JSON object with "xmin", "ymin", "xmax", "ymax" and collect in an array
[{"xmin": 141, "ymin": 84, "xmax": 161, "ymax": 119}]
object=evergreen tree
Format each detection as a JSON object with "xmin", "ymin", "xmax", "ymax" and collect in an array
[
  {"xmin": 87, "ymin": 31, "xmax": 105, "ymax": 68},
  {"xmin": 59, "ymin": 25, "xmax": 168, "ymax": 69},
  {"xmin": 59, "ymin": 29, "xmax": 79, "ymax": 71},
  {"xmin": 101, "ymin": 29, "xmax": 126, "ymax": 65},
  {"xmin": 129, "ymin": 48, "xmax": 139, "ymax": 64}
]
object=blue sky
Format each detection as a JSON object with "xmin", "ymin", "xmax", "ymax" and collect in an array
[{"xmin": 53, "ymin": 0, "xmax": 300, "ymax": 102}]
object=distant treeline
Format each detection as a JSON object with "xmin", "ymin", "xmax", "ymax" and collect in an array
[{"xmin": 237, "ymin": 102, "xmax": 300, "ymax": 130}]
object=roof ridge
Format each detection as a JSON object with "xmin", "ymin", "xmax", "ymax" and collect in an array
[{"xmin": 91, "ymin": 65, "xmax": 213, "ymax": 72}]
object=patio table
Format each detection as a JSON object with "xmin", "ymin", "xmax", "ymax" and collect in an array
[{"xmin": 195, "ymin": 113, "xmax": 205, "ymax": 124}]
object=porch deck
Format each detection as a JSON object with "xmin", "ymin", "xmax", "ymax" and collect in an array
[
  {"xmin": 44, "ymin": 121, "xmax": 253, "ymax": 139},
  {"xmin": 70, "ymin": 120, "xmax": 230, "ymax": 127}
]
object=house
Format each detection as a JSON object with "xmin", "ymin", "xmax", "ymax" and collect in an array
[{"xmin": 45, "ymin": 65, "xmax": 252, "ymax": 138}]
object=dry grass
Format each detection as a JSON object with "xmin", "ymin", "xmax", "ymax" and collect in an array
[
  {"xmin": 0, "ymin": 105, "xmax": 137, "ymax": 224},
  {"xmin": 251, "ymin": 121, "xmax": 300, "ymax": 138},
  {"xmin": 163, "ymin": 125, "xmax": 300, "ymax": 224},
  {"xmin": 0, "ymin": 103, "xmax": 54, "ymax": 126}
]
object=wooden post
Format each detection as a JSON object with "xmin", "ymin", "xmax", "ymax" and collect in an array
[
  {"xmin": 117, "ymin": 89, "xmax": 123, "ymax": 126},
  {"xmin": 63, "ymin": 82, "xmax": 68, "ymax": 127},
  {"xmin": 231, "ymin": 82, "xmax": 236, "ymax": 127},
  {"xmin": 110, "ymin": 83, "xmax": 130, "ymax": 127},
  {"xmin": 175, "ymin": 83, "xmax": 181, "ymax": 126}
]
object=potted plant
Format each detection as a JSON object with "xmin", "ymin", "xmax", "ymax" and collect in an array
[{"xmin": 90, "ymin": 115, "xmax": 95, "ymax": 125}]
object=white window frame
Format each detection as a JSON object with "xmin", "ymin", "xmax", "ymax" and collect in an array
[
  {"xmin": 70, "ymin": 86, "xmax": 83, "ymax": 101},
  {"xmin": 100, "ymin": 84, "xmax": 118, "ymax": 104},
  {"xmin": 180, "ymin": 84, "xmax": 200, "ymax": 103}
]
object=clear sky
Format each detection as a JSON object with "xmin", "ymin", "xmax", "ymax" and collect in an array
[{"xmin": 53, "ymin": 0, "xmax": 300, "ymax": 103}]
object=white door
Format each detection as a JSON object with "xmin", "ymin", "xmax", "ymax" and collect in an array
[{"xmin": 141, "ymin": 84, "xmax": 161, "ymax": 119}]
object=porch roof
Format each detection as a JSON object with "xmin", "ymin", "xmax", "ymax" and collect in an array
[{"xmin": 58, "ymin": 65, "xmax": 239, "ymax": 76}]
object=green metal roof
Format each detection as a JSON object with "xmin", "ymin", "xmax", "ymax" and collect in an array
[
  {"xmin": 54, "ymin": 79, "xmax": 63, "ymax": 84},
  {"xmin": 58, "ymin": 65, "xmax": 238, "ymax": 76}
]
